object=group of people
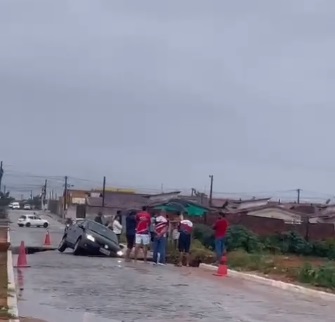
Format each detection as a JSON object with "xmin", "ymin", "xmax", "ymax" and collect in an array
[
  {"xmin": 123, "ymin": 206, "xmax": 190, "ymax": 265},
  {"xmin": 95, "ymin": 207, "xmax": 229, "ymax": 266}
]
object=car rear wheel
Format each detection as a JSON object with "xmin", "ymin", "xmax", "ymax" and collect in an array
[
  {"xmin": 43, "ymin": 223, "xmax": 48, "ymax": 228},
  {"xmin": 58, "ymin": 236, "xmax": 67, "ymax": 252},
  {"xmin": 73, "ymin": 237, "xmax": 82, "ymax": 255},
  {"xmin": 25, "ymin": 223, "xmax": 31, "ymax": 227}
]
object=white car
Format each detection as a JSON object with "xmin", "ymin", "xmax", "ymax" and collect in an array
[
  {"xmin": 23, "ymin": 204, "xmax": 32, "ymax": 210},
  {"xmin": 11, "ymin": 202, "xmax": 20, "ymax": 209},
  {"xmin": 17, "ymin": 214, "xmax": 49, "ymax": 228}
]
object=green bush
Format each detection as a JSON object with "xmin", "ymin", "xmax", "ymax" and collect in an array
[
  {"xmin": 269, "ymin": 231, "xmax": 313, "ymax": 256},
  {"xmin": 193, "ymin": 224, "xmax": 215, "ymax": 249},
  {"xmin": 298, "ymin": 263, "xmax": 335, "ymax": 289},
  {"xmin": 312, "ymin": 240, "xmax": 335, "ymax": 259},
  {"xmin": 226, "ymin": 225, "xmax": 263, "ymax": 253},
  {"xmin": 195, "ymin": 223, "xmax": 335, "ymax": 260}
]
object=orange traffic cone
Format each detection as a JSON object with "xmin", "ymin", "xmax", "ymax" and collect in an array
[
  {"xmin": 14, "ymin": 241, "xmax": 30, "ymax": 268},
  {"xmin": 44, "ymin": 230, "xmax": 51, "ymax": 246},
  {"xmin": 213, "ymin": 255, "xmax": 228, "ymax": 277}
]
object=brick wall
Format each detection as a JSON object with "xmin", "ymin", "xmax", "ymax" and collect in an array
[{"xmin": 191, "ymin": 213, "xmax": 335, "ymax": 241}]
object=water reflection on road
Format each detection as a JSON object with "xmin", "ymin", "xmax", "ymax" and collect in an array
[{"xmin": 14, "ymin": 250, "xmax": 335, "ymax": 322}]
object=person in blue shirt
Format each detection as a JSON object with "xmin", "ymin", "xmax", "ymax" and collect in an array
[{"xmin": 125, "ymin": 210, "xmax": 137, "ymax": 261}]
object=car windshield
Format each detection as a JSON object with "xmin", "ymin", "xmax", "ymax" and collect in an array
[
  {"xmin": 86, "ymin": 221, "xmax": 118, "ymax": 243},
  {"xmin": 19, "ymin": 216, "xmax": 26, "ymax": 219}
]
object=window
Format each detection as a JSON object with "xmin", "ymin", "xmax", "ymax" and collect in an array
[{"xmin": 87, "ymin": 221, "xmax": 118, "ymax": 243}]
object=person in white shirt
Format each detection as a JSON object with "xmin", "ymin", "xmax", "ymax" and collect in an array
[{"xmin": 112, "ymin": 211, "xmax": 123, "ymax": 243}]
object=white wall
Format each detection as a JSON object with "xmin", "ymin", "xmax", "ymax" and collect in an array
[{"xmin": 248, "ymin": 208, "xmax": 302, "ymax": 224}]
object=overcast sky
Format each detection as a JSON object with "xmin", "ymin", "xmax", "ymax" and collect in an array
[{"xmin": 1, "ymin": 0, "xmax": 335, "ymax": 199}]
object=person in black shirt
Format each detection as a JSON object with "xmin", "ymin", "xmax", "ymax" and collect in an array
[
  {"xmin": 125, "ymin": 210, "xmax": 137, "ymax": 261},
  {"xmin": 94, "ymin": 212, "xmax": 104, "ymax": 225}
]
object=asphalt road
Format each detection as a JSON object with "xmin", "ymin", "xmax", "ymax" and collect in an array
[
  {"xmin": 8, "ymin": 210, "xmax": 335, "ymax": 322},
  {"xmin": 9, "ymin": 209, "xmax": 64, "ymax": 249}
]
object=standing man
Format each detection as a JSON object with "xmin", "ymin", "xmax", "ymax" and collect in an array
[
  {"xmin": 94, "ymin": 212, "xmax": 104, "ymax": 225},
  {"xmin": 134, "ymin": 206, "xmax": 151, "ymax": 263},
  {"xmin": 149, "ymin": 213, "xmax": 157, "ymax": 250},
  {"xmin": 213, "ymin": 212, "xmax": 229, "ymax": 265},
  {"xmin": 177, "ymin": 213, "xmax": 193, "ymax": 267},
  {"xmin": 153, "ymin": 210, "xmax": 168, "ymax": 265},
  {"xmin": 125, "ymin": 210, "xmax": 137, "ymax": 262}
]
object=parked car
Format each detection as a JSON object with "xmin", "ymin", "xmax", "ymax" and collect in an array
[
  {"xmin": 58, "ymin": 219, "xmax": 123, "ymax": 257},
  {"xmin": 17, "ymin": 214, "xmax": 49, "ymax": 228},
  {"xmin": 23, "ymin": 204, "xmax": 32, "ymax": 210},
  {"xmin": 11, "ymin": 202, "xmax": 20, "ymax": 209}
]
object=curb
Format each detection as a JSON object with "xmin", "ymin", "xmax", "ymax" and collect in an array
[
  {"xmin": 199, "ymin": 263, "xmax": 335, "ymax": 301},
  {"xmin": 7, "ymin": 229, "xmax": 19, "ymax": 322}
]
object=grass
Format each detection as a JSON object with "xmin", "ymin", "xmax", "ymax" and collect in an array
[
  {"xmin": 166, "ymin": 239, "xmax": 216, "ymax": 266},
  {"xmin": 0, "ymin": 251, "xmax": 13, "ymax": 320},
  {"xmin": 0, "ymin": 227, "xmax": 17, "ymax": 321},
  {"xmin": 227, "ymin": 250, "xmax": 335, "ymax": 291}
]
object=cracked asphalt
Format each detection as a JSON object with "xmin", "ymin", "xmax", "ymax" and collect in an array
[{"xmin": 9, "ymin": 210, "xmax": 335, "ymax": 322}]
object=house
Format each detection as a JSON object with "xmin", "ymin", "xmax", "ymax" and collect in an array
[
  {"xmin": 85, "ymin": 191, "xmax": 184, "ymax": 218},
  {"xmin": 85, "ymin": 191, "xmax": 149, "ymax": 219},
  {"xmin": 64, "ymin": 189, "xmax": 90, "ymax": 206},
  {"xmin": 229, "ymin": 198, "xmax": 271, "ymax": 210},
  {"xmin": 228, "ymin": 204, "xmax": 311, "ymax": 224}
]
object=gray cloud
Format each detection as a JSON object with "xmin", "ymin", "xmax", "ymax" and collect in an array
[{"xmin": 1, "ymin": 0, "xmax": 335, "ymax": 199}]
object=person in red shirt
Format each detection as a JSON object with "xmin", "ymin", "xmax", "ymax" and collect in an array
[
  {"xmin": 213, "ymin": 212, "xmax": 229, "ymax": 265},
  {"xmin": 134, "ymin": 206, "xmax": 151, "ymax": 263}
]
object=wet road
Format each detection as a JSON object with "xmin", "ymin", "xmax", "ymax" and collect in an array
[
  {"xmin": 9, "ymin": 211, "xmax": 335, "ymax": 322},
  {"xmin": 9, "ymin": 210, "xmax": 64, "ymax": 248}
]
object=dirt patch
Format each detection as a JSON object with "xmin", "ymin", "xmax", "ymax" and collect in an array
[
  {"xmin": 0, "ymin": 228, "xmax": 9, "ymax": 253},
  {"xmin": 0, "ymin": 251, "xmax": 11, "ymax": 321}
]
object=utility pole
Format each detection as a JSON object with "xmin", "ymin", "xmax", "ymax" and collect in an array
[
  {"xmin": 44, "ymin": 179, "xmax": 47, "ymax": 210},
  {"xmin": 64, "ymin": 176, "xmax": 68, "ymax": 211},
  {"xmin": 41, "ymin": 179, "xmax": 47, "ymax": 210},
  {"xmin": 102, "ymin": 176, "xmax": 106, "ymax": 207},
  {"xmin": 0, "ymin": 161, "xmax": 3, "ymax": 192},
  {"xmin": 209, "ymin": 175, "xmax": 214, "ymax": 207},
  {"xmin": 297, "ymin": 188, "xmax": 301, "ymax": 204},
  {"xmin": 30, "ymin": 190, "xmax": 33, "ymax": 200},
  {"xmin": 3, "ymin": 185, "xmax": 6, "ymax": 194}
]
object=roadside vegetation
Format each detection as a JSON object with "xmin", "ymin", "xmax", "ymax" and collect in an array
[
  {"xmin": 192, "ymin": 224, "xmax": 335, "ymax": 291},
  {"xmin": 120, "ymin": 221, "xmax": 335, "ymax": 290},
  {"xmin": 0, "ymin": 222, "xmax": 15, "ymax": 321}
]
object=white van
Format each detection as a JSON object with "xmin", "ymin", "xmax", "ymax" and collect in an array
[{"xmin": 11, "ymin": 202, "xmax": 20, "ymax": 209}]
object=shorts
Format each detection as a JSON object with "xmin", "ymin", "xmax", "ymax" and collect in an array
[
  {"xmin": 135, "ymin": 233, "xmax": 150, "ymax": 246},
  {"xmin": 178, "ymin": 233, "xmax": 191, "ymax": 253},
  {"xmin": 126, "ymin": 234, "xmax": 135, "ymax": 249}
]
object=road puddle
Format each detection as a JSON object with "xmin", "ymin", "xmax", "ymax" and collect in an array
[{"xmin": 15, "ymin": 267, "xmax": 115, "ymax": 322}]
